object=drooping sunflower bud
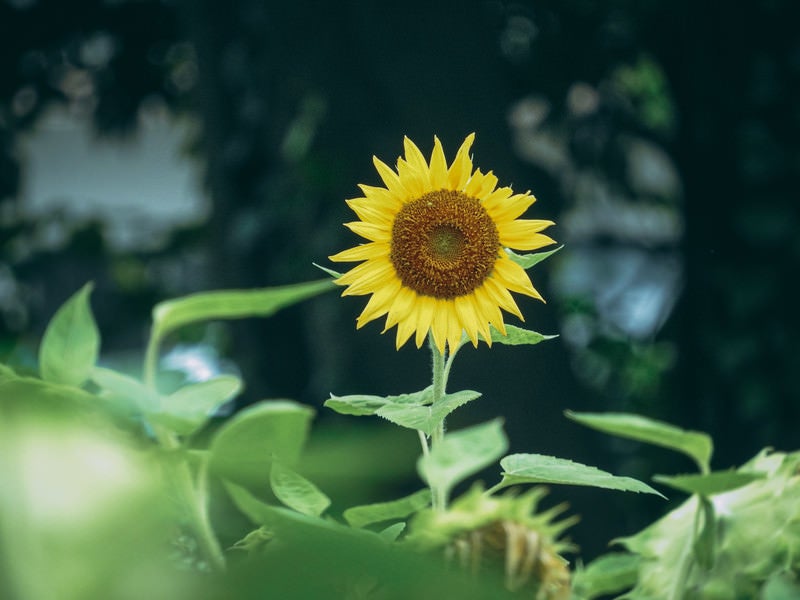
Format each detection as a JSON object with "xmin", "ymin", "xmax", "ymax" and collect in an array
[{"xmin": 406, "ymin": 485, "xmax": 576, "ymax": 599}]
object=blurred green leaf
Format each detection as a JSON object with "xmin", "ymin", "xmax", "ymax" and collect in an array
[
  {"xmin": 572, "ymin": 552, "xmax": 641, "ymax": 599},
  {"xmin": 343, "ymin": 489, "xmax": 431, "ymax": 528},
  {"xmin": 92, "ymin": 366, "xmax": 159, "ymax": 412},
  {"xmin": 764, "ymin": 573, "xmax": 800, "ymax": 600},
  {"xmin": 376, "ymin": 390, "xmax": 481, "ymax": 436},
  {"xmin": 566, "ymin": 411, "xmax": 713, "ymax": 473},
  {"xmin": 269, "ymin": 460, "xmax": 330, "ymax": 517},
  {"xmin": 325, "ymin": 386, "xmax": 433, "ymax": 417},
  {"xmin": 152, "ymin": 375, "xmax": 242, "ymax": 436},
  {"xmin": 418, "ymin": 419, "xmax": 508, "ymax": 502},
  {"xmin": 151, "ymin": 279, "xmax": 335, "ymax": 341},
  {"xmin": 38, "ymin": 283, "xmax": 100, "ymax": 387},
  {"xmin": 505, "ymin": 245, "xmax": 562, "ymax": 269},
  {"xmin": 653, "ymin": 471, "xmax": 764, "ymax": 496},
  {"xmin": 497, "ymin": 454, "xmax": 664, "ymax": 497},
  {"xmin": 378, "ymin": 522, "xmax": 406, "ymax": 542},
  {"xmin": 209, "ymin": 400, "xmax": 314, "ymax": 490}
]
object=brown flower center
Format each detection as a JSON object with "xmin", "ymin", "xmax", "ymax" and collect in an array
[{"xmin": 390, "ymin": 190, "xmax": 500, "ymax": 298}]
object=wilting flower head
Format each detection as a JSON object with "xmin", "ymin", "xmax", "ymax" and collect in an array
[{"xmin": 330, "ymin": 134, "xmax": 555, "ymax": 354}]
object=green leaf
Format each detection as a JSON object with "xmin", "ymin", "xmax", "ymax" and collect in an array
[
  {"xmin": 497, "ymin": 454, "xmax": 665, "ymax": 497},
  {"xmin": 151, "ymin": 278, "xmax": 335, "ymax": 342},
  {"xmin": 764, "ymin": 573, "xmax": 800, "ymax": 600},
  {"xmin": 270, "ymin": 460, "xmax": 330, "ymax": 517},
  {"xmin": 343, "ymin": 489, "xmax": 431, "ymax": 528},
  {"xmin": 209, "ymin": 400, "xmax": 314, "ymax": 490},
  {"xmin": 566, "ymin": 411, "xmax": 713, "ymax": 473},
  {"xmin": 572, "ymin": 553, "xmax": 641, "ymax": 599},
  {"xmin": 39, "ymin": 283, "xmax": 100, "ymax": 387},
  {"xmin": 505, "ymin": 245, "xmax": 562, "ymax": 269},
  {"xmin": 652, "ymin": 471, "xmax": 764, "ymax": 496},
  {"xmin": 418, "ymin": 419, "xmax": 508, "ymax": 502},
  {"xmin": 376, "ymin": 390, "xmax": 481, "ymax": 436},
  {"xmin": 92, "ymin": 366, "xmax": 159, "ymax": 412},
  {"xmin": 324, "ymin": 394, "xmax": 394, "ymax": 416},
  {"xmin": 151, "ymin": 375, "xmax": 243, "ymax": 436},
  {"xmin": 378, "ymin": 522, "xmax": 406, "ymax": 542},
  {"xmin": 485, "ymin": 324, "xmax": 557, "ymax": 346},
  {"xmin": 312, "ymin": 262, "xmax": 343, "ymax": 278},
  {"xmin": 325, "ymin": 387, "xmax": 432, "ymax": 417}
]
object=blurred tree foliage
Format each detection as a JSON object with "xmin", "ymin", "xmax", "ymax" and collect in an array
[{"xmin": 1, "ymin": 0, "xmax": 797, "ymax": 559}]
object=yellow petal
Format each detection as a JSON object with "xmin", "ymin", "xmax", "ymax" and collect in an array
[
  {"xmin": 453, "ymin": 295, "xmax": 480, "ymax": 346},
  {"xmin": 338, "ymin": 259, "xmax": 395, "ymax": 295},
  {"xmin": 492, "ymin": 257, "xmax": 542, "ymax": 299},
  {"xmin": 429, "ymin": 136, "xmax": 448, "ymax": 188},
  {"xmin": 356, "ymin": 278, "xmax": 402, "ymax": 327},
  {"xmin": 445, "ymin": 302, "xmax": 463, "ymax": 353},
  {"xmin": 465, "ymin": 169, "xmax": 499, "ymax": 197},
  {"xmin": 329, "ymin": 242, "xmax": 388, "ymax": 263},
  {"xmin": 344, "ymin": 220, "xmax": 391, "ymax": 243},
  {"xmin": 382, "ymin": 286, "xmax": 417, "ymax": 331},
  {"xmin": 345, "ymin": 198, "xmax": 395, "ymax": 225},
  {"xmin": 396, "ymin": 158, "xmax": 426, "ymax": 198},
  {"xmin": 403, "ymin": 136, "xmax": 429, "ymax": 173},
  {"xmin": 448, "ymin": 133, "xmax": 475, "ymax": 190},
  {"xmin": 358, "ymin": 184, "xmax": 403, "ymax": 210},
  {"xmin": 429, "ymin": 300, "xmax": 449, "ymax": 355},
  {"xmin": 483, "ymin": 275, "xmax": 525, "ymax": 320},
  {"xmin": 373, "ymin": 156, "xmax": 408, "ymax": 198},
  {"xmin": 484, "ymin": 192, "xmax": 537, "ymax": 222},
  {"xmin": 414, "ymin": 296, "xmax": 437, "ymax": 348},
  {"xmin": 498, "ymin": 220, "xmax": 556, "ymax": 250}
]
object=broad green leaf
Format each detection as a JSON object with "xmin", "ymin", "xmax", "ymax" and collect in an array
[
  {"xmin": 572, "ymin": 552, "xmax": 641, "ymax": 599},
  {"xmin": 566, "ymin": 411, "xmax": 713, "ymax": 473},
  {"xmin": 497, "ymin": 454, "xmax": 664, "ymax": 497},
  {"xmin": 270, "ymin": 460, "xmax": 330, "ymax": 517},
  {"xmin": 418, "ymin": 419, "xmax": 508, "ymax": 502},
  {"xmin": 152, "ymin": 375, "xmax": 242, "ymax": 436},
  {"xmin": 0, "ymin": 363, "xmax": 17, "ymax": 381},
  {"xmin": 485, "ymin": 324, "xmax": 557, "ymax": 346},
  {"xmin": 343, "ymin": 489, "xmax": 431, "ymax": 528},
  {"xmin": 376, "ymin": 390, "xmax": 481, "ymax": 436},
  {"xmin": 764, "ymin": 573, "xmax": 800, "ymax": 600},
  {"xmin": 0, "ymin": 372, "xmax": 99, "ymax": 415},
  {"xmin": 505, "ymin": 245, "xmax": 562, "ymax": 269},
  {"xmin": 652, "ymin": 471, "xmax": 764, "ymax": 496},
  {"xmin": 151, "ymin": 278, "xmax": 334, "ymax": 341},
  {"xmin": 209, "ymin": 400, "xmax": 314, "ymax": 489},
  {"xmin": 378, "ymin": 522, "xmax": 406, "ymax": 542},
  {"xmin": 39, "ymin": 283, "xmax": 100, "ymax": 387},
  {"xmin": 325, "ymin": 394, "xmax": 393, "ymax": 416},
  {"xmin": 92, "ymin": 366, "xmax": 159, "ymax": 412},
  {"xmin": 325, "ymin": 387, "xmax": 432, "ymax": 417}
]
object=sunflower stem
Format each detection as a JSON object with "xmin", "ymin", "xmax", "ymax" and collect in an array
[{"xmin": 428, "ymin": 334, "xmax": 450, "ymax": 511}]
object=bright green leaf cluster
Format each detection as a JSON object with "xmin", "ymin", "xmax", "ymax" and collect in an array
[{"xmin": 326, "ymin": 386, "xmax": 482, "ymax": 436}]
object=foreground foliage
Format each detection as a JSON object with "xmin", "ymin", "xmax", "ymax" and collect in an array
[{"xmin": 1, "ymin": 277, "xmax": 797, "ymax": 599}]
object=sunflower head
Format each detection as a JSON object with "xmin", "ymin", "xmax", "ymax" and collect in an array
[{"xmin": 330, "ymin": 134, "xmax": 555, "ymax": 354}]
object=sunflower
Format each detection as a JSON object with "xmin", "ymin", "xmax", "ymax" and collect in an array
[{"xmin": 330, "ymin": 134, "xmax": 555, "ymax": 354}]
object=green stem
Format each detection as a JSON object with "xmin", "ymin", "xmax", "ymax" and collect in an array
[
  {"xmin": 428, "ymin": 334, "xmax": 450, "ymax": 511},
  {"xmin": 144, "ymin": 330, "xmax": 226, "ymax": 571}
]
